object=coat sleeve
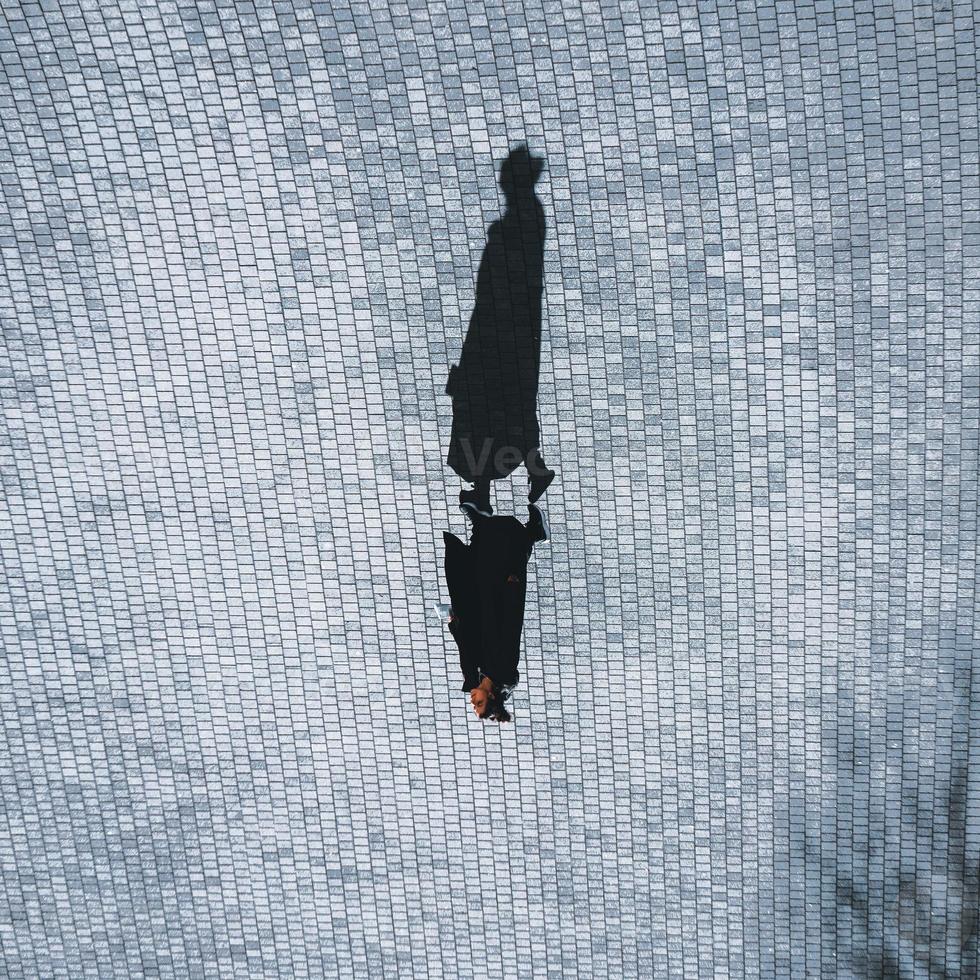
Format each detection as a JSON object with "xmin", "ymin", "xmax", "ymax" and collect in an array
[
  {"xmin": 450, "ymin": 620, "xmax": 480, "ymax": 692},
  {"xmin": 443, "ymin": 531, "xmax": 481, "ymax": 691}
]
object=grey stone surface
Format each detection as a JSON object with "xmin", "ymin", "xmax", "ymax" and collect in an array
[{"xmin": 1, "ymin": 1, "xmax": 977, "ymax": 976}]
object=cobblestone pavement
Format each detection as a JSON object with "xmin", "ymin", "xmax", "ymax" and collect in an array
[{"xmin": 1, "ymin": 2, "xmax": 977, "ymax": 976}]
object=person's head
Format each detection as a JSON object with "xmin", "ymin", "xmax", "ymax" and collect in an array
[
  {"xmin": 470, "ymin": 680, "xmax": 512, "ymax": 723},
  {"xmin": 486, "ymin": 696, "xmax": 512, "ymax": 723},
  {"xmin": 500, "ymin": 144, "xmax": 544, "ymax": 203},
  {"xmin": 469, "ymin": 683, "xmax": 491, "ymax": 719}
]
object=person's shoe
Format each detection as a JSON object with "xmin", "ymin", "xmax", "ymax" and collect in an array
[
  {"xmin": 527, "ymin": 504, "xmax": 550, "ymax": 544},
  {"xmin": 528, "ymin": 467, "xmax": 556, "ymax": 504},
  {"xmin": 459, "ymin": 487, "xmax": 492, "ymax": 516}
]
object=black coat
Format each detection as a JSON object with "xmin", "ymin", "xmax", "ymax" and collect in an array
[{"xmin": 442, "ymin": 515, "xmax": 536, "ymax": 693}]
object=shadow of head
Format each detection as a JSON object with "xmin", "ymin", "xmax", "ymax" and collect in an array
[{"xmin": 500, "ymin": 144, "xmax": 545, "ymax": 201}]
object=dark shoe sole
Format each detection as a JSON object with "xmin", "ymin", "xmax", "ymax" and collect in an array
[{"xmin": 528, "ymin": 504, "xmax": 550, "ymax": 543}]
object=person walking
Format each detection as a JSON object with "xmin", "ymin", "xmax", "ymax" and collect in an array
[{"xmin": 439, "ymin": 501, "xmax": 549, "ymax": 722}]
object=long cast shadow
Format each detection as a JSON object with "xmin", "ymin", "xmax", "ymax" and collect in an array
[{"xmin": 446, "ymin": 144, "xmax": 555, "ymax": 511}]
